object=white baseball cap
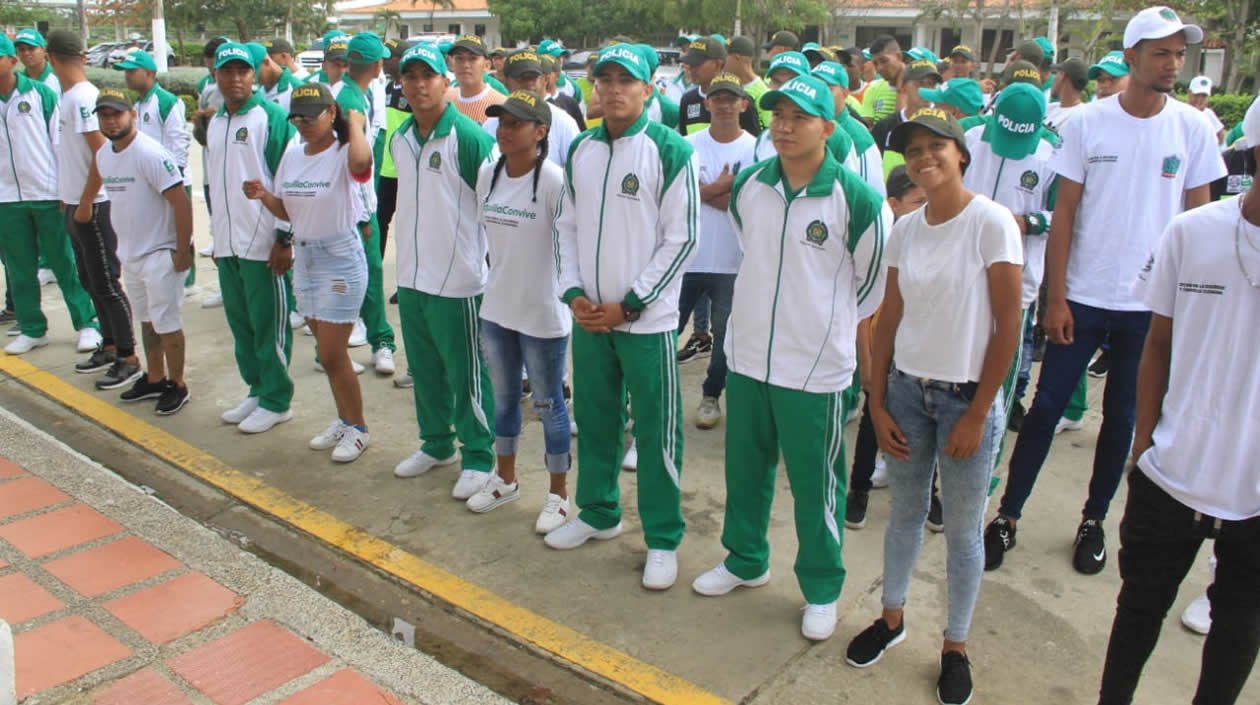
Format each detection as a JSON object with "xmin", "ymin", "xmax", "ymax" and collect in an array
[
  {"xmin": 1123, "ymin": 6, "xmax": 1204, "ymax": 49},
  {"xmin": 1242, "ymin": 95, "xmax": 1260, "ymax": 148},
  {"xmin": 1188, "ymin": 75, "xmax": 1212, "ymax": 95}
]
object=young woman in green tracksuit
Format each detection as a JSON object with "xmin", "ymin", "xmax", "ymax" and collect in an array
[
  {"xmin": 387, "ymin": 44, "xmax": 499, "ymax": 501},
  {"xmin": 548, "ymin": 44, "xmax": 699, "ymax": 592},
  {"xmin": 689, "ymin": 75, "xmax": 890, "ymax": 642}
]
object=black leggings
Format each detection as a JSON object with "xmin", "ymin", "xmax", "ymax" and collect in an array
[{"xmin": 64, "ymin": 202, "xmax": 134, "ymax": 357}]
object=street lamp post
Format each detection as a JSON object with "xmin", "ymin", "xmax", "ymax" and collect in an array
[{"xmin": 153, "ymin": 0, "xmax": 170, "ymax": 72}]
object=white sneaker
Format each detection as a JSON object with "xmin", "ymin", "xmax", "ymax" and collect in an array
[
  {"xmin": 1181, "ymin": 594, "xmax": 1210, "ymax": 635},
  {"xmin": 1055, "ymin": 416, "xmax": 1084, "ymax": 434},
  {"xmin": 4, "ymin": 334, "xmax": 49, "ymax": 355},
  {"xmin": 221, "ymin": 396, "xmax": 260, "ymax": 424},
  {"xmin": 309, "ymin": 419, "xmax": 347, "ymax": 450},
  {"xmin": 801, "ymin": 601, "xmax": 838, "ymax": 641},
  {"xmin": 692, "ymin": 562, "xmax": 770, "ymax": 596},
  {"xmin": 535, "ymin": 493, "xmax": 570, "ymax": 534},
  {"xmin": 452, "ymin": 469, "xmax": 490, "ymax": 500},
  {"xmin": 695, "ymin": 396, "xmax": 722, "ymax": 429},
  {"xmin": 201, "ymin": 291, "xmax": 223, "ymax": 308},
  {"xmin": 37, "ymin": 268, "xmax": 55, "ymax": 286},
  {"xmin": 393, "ymin": 449, "xmax": 457, "ymax": 478},
  {"xmin": 394, "ymin": 373, "xmax": 414, "ymax": 389},
  {"xmin": 622, "ymin": 440, "xmax": 638, "ymax": 471},
  {"xmin": 871, "ymin": 455, "xmax": 889, "ymax": 489},
  {"xmin": 466, "ymin": 474, "xmax": 519, "ymax": 512},
  {"xmin": 198, "ymin": 243, "xmax": 215, "ymax": 257},
  {"xmin": 544, "ymin": 518, "xmax": 623, "ymax": 550},
  {"xmin": 332, "ymin": 426, "xmax": 369, "ymax": 463},
  {"xmin": 313, "ymin": 359, "xmax": 366, "ymax": 375},
  {"xmin": 643, "ymin": 549, "xmax": 678, "ymax": 590},
  {"xmin": 348, "ymin": 319, "xmax": 368, "ymax": 347},
  {"xmin": 237, "ymin": 406, "xmax": 293, "ymax": 434},
  {"xmin": 76, "ymin": 327, "xmax": 103, "ymax": 353},
  {"xmin": 288, "ymin": 311, "xmax": 305, "ymax": 329},
  {"xmin": 373, "ymin": 348, "xmax": 396, "ymax": 375}
]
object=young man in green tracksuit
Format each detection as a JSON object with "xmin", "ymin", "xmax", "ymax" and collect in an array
[
  {"xmin": 549, "ymin": 44, "xmax": 699, "ymax": 592},
  {"xmin": 690, "ymin": 75, "xmax": 889, "ymax": 641},
  {"xmin": 387, "ymin": 44, "xmax": 498, "ymax": 500},
  {"xmin": 206, "ymin": 43, "xmax": 296, "ymax": 434}
]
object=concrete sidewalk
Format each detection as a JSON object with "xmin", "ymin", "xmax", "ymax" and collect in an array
[{"xmin": 0, "ymin": 406, "xmax": 511, "ymax": 705}]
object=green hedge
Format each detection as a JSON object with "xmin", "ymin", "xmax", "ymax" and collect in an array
[
  {"xmin": 86, "ymin": 67, "xmax": 208, "ymax": 122},
  {"xmin": 1206, "ymin": 94, "xmax": 1251, "ymax": 128}
]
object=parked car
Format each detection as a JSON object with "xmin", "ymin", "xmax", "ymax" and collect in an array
[
  {"xmin": 297, "ymin": 39, "xmax": 325, "ymax": 72},
  {"xmin": 87, "ymin": 42, "xmax": 125, "ymax": 68},
  {"xmin": 108, "ymin": 40, "xmax": 177, "ymax": 67}
]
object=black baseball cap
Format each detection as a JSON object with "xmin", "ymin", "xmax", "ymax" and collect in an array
[
  {"xmin": 288, "ymin": 83, "xmax": 336, "ymax": 117},
  {"xmin": 888, "ymin": 106, "xmax": 969, "ymax": 157},
  {"xmin": 503, "ymin": 49, "xmax": 543, "ymax": 78},
  {"xmin": 728, "ymin": 36, "xmax": 756, "ymax": 58},
  {"xmin": 681, "ymin": 36, "xmax": 727, "ymax": 65},
  {"xmin": 763, "ymin": 30, "xmax": 800, "ymax": 51},
  {"xmin": 94, "ymin": 88, "xmax": 132, "ymax": 113},
  {"xmin": 903, "ymin": 59, "xmax": 943, "ymax": 83},
  {"xmin": 450, "ymin": 34, "xmax": 488, "ymax": 57},
  {"xmin": 323, "ymin": 36, "xmax": 349, "ymax": 61},
  {"xmin": 485, "ymin": 90, "xmax": 552, "ymax": 127},
  {"xmin": 706, "ymin": 72, "xmax": 748, "ymax": 99},
  {"xmin": 46, "ymin": 30, "xmax": 83, "ymax": 57},
  {"xmin": 885, "ymin": 165, "xmax": 917, "ymax": 199},
  {"xmin": 949, "ymin": 44, "xmax": 976, "ymax": 61},
  {"xmin": 266, "ymin": 38, "xmax": 294, "ymax": 55},
  {"xmin": 1052, "ymin": 56, "xmax": 1088, "ymax": 85},
  {"xmin": 1002, "ymin": 59, "xmax": 1042, "ymax": 87},
  {"xmin": 1012, "ymin": 38, "xmax": 1044, "ymax": 63}
]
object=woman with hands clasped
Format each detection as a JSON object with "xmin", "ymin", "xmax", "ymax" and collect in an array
[
  {"xmin": 243, "ymin": 82, "xmax": 374, "ymax": 463},
  {"xmin": 842, "ymin": 108, "xmax": 1023, "ymax": 705}
]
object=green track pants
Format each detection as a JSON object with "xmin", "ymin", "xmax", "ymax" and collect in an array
[
  {"xmin": 571, "ymin": 326, "xmax": 685, "ymax": 550},
  {"xmin": 396, "ymin": 288, "xmax": 495, "ymax": 470},
  {"xmin": 359, "ymin": 214, "xmax": 394, "ymax": 352},
  {"xmin": 1063, "ymin": 373, "xmax": 1088, "ymax": 422},
  {"xmin": 217, "ymin": 256, "xmax": 293, "ymax": 412},
  {"xmin": 0, "ymin": 201, "xmax": 97, "ymax": 337},
  {"xmin": 721, "ymin": 372, "xmax": 850, "ymax": 604}
]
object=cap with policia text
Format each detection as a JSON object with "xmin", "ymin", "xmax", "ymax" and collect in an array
[
  {"xmin": 503, "ymin": 50, "xmax": 543, "ymax": 77},
  {"xmin": 113, "ymin": 50, "xmax": 157, "ymax": 72},
  {"xmin": 767, "ymin": 51, "xmax": 810, "ymax": 79},
  {"xmin": 1088, "ymin": 51, "xmax": 1129, "ymax": 79},
  {"xmin": 949, "ymin": 44, "xmax": 975, "ymax": 61},
  {"xmin": 919, "ymin": 78, "xmax": 984, "ymax": 116},
  {"xmin": 903, "ymin": 59, "xmax": 943, "ymax": 83},
  {"xmin": 593, "ymin": 43, "xmax": 651, "ymax": 83},
  {"xmin": 288, "ymin": 82, "xmax": 336, "ymax": 117},
  {"xmin": 706, "ymin": 72, "xmax": 749, "ymax": 99},
  {"xmin": 984, "ymin": 83, "xmax": 1046, "ymax": 160},
  {"xmin": 450, "ymin": 34, "xmax": 488, "ymax": 57},
  {"xmin": 265, "ymin": 38, "xmax": 294, "ymax": 55},
  {"xmin": 1003, "ymin": 60, "xmax": 1042, "ymax": 87},
  {"xmin": 399, "ymin": 43, "xmax": 447, "ymax": 75},
  {"xmin": 681, "ymin": 36, "xmax": 727, "ymax": 65},
  {"xmin": 1123, "ymin": 6, "xmax": 1203, "ymax": 48},
  {"xmin": 763, "ymin": 30, "xmax": 800, "ymax": 51},
  {"xmin": 760, "ymin": 75, "xmax": 836, "ymax": 121},
  {"xmin": 811, "ymin": 61, "xmax": 849, "ymax": 90},
  {"xmin": 94, "ymin": 88, "xmax": 132, "ymax": 113},
  {"xmin": 486, "ymin": 90, "xmax": 552, "ymax": 127},
  {"xmin": 14, "ymin": 28, "xmax": 45, "ymax": 48},
  {"xmin": 45, "ymin": 30, "xmax": 83, "ymax": 57},
  {"xmin": 889, "ymin": 106, "xmax": 969, "ymax": 157},
  {"xmin": 214, "ymin": 43, "xmax": 255, "ymax": 69}
]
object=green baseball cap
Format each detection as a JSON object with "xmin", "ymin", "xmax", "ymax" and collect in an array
[
  {"xmin": 399, "ymin": 43, "xmax": 447, "ymax": 75},
  {"xmin": 759, "ymin": 74, "xmax": 835, "ymax": 121},
  {"xmin": 348, "ymin": 32, "xmax": 390, "ymax": 63},
  {"xmin": 888, "ymin": 106, "xmax": 969, "ymax": 157},
  {"xmin": 673, "ymin": 35, "xmax": 697, "ymax": 48},
  {"xmin": 768, "ymin": 51, "xmax": 810, "ymax": 79},
  {"xmin": 706, "ymin": 72, "xmax": 748, "ymax": 99},
  {"xmin": 1003, "ymin": 60, "xmax": 1042, "ymax": 87},
  {"xmin": 1034, "ymin": 37, "xmax": 1055, "ymax": 62},
  {"xmin": 437, "ymin": 41, "xmax": 453, "ymax": 55},
  {"xmin": 1088, "ymin": 51, "xmax": 1129, "ymax": 79},
  {"xmin": 113, "ymin": 50, "xmax": 157, "ymax": 72},
  {"xmin": 635, "ymin": 44, "xmax": 660, "ymax": 75},
  {"xmin": 919, "ymin": 78, "xmax": 984, "ymax": 116},
  {"xmin": 536, "ymin": 39, "xmax": 566, "ymax": 58},
  {"xmin": 811, "ymin": 61, "xmax": 849, "ymax": 90},
  {"xmin": 94, "ymin": 88, "xmax": 132, "ymax": 112},
  {"xmin": 903, "ymin": 58, "xmax": 943, "ymax": 83},
  {"xmin": 214, "ymin": 42, "xmax": 255, "ymax": 70},
  {"xmin": 322, "ymin": 30, "xmax": 346, "ymax": 45},
  {"xmin": 14, "ymin": 28, "xmax": 45, "ymax": 48},
  {"xmin": 288, "ymin": 82, "xmax": 335, "ymax": 117},
  {"xmin": 486, "ymin": 90, "xmax": 552, "ymax": 127},
  {"xmin": 0, "ymin": 36, "xmax": 14, "ymax": 58},
  {"xmin": 593, "ymin": 43, "xmax": 651, "ymax": 83},
  {"xmin": 244, "ymin": 42, "xmax": 268, "ymax": 68},
  {"xmin": 983, "ymin": 82, "xmax": 1046, "ymax": 160}
]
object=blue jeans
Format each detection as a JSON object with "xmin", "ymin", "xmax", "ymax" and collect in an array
[
  {"xmin": 479, "ymin": 319, "xmax": 571, "ymax": 473},
  {"xmin": 1015, "ymin": 301, "xmax": 1036, "ymax": 401},
  {"xmin": 676, "ymin": 272, "xmax": 735, "ymax": 398},
  {"xmin": 999, "ymin": 301, "xmax": 1150, "ymax": 522},
  {"xmin": 882, "ymin": 370, "xmax": 1002, "ymax": 643}
]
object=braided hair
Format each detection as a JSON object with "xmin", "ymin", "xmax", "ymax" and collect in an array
[{"xmin": 486, "ymin": 132, "xmax": 550, "ymax": 202}]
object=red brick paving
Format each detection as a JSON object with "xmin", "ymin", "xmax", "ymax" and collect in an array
[
  {"xmin": 167, "ymin": 620, "xmax": 331, "ymax": 705},
  {"xmin": 0, "ymin": 457, "xmax": 26, "ymax": 479},
  {"xmin": 274, "ymin": 669, "xmax": 406, "ymax": 705},
  {"xmin": 0, "ymin": 475, "xmax": 71, "ymax": 519},
  {"xmin": 43, "ymin": 535, "xmax": 182, "ymax": 597},
  {"xmin": 93, "ymin": 668, "xmax": 197, "ymax": 705},
  {"xmin": 0, "ymin": 503, "xmax": 123, "ymax": 557},
  {"xmin": 105, "ymin": 571, "xmax": 243, "ymax": 643},
  {"xmin": 0, "ymin": 572, "xmax": 64, "ymax": 624},
  {"xmin": 14, "ymin": 615, "xmax": 132, "ymax": 698}
]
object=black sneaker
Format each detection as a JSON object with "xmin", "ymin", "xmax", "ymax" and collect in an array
[
  {"xmin": 984, "ymin": 516, "xmax": 1017, "ymax": 570},
  {"xmin": 846, "ymin": 618, "xmax": 906, "ymax": 668},
  {"xmin": 120, "ymin": 376, "xmax": 169, "ymax": 402},
  {"xmin": 155, "ymin": 385, "xmax": 190, "ymax": 415},
  {"xmin": 75, "ymin": 347, "xmax": 117, "ymax": 374},
  {"xmin": 937, "ymin": 651, "xmax": 973, "ymax": 705},
  {"xmin": 1073, "ymin": 519, "xmax": 1107, "ymax": 574},
  {"xmin": 1088, "ymin": 350, "xmax": 1110, "ymax": 378},
  {"xmin": 389, "ymin": 291, "xmax": 398, "ymax": 304},
  {"xmin": 845, "ymin": 489, "xmax": 869, "ymax": 529},
  {"xmin": 1007, "ymin": 400, "xmax": 1025, "ymax": 433},
  {"xmin": 0, "ymin": 309, "xmax": 14, "ymax": 324},
  {"xmin": 95, "ymin": 359, "xmax": 143, "ymax": 390},
  {"xmin": 926, "ymin": 493, "xmax": 944, "ymax": 533},
  {"xmin": 676, "ymin": 332, "xmax": 712, "ymax": 363},
  {"xmin": 6, "ymin": 323, "xmax": 18, "ymax": 337}
]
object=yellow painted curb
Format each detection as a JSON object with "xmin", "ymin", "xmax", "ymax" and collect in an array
[{"xmin": 0, "ymin": 356, "xmax": 733, "ymax": 705}]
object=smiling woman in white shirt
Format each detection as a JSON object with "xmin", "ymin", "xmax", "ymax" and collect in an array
[
  {"xmin": 243, "ymin": 83, "xmax": 374, "ymax": 463},
  {"xmin": 844, "ymin": 107, "xmax": 1023, "ymax": 705}
]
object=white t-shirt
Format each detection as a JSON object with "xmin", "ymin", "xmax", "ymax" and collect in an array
[
  {"xmin": 274, "ymin": 141, "xmax": 363, "ymax": 241},
  {"xmin": 1043, "ymin": 102, "xmax": 1083, "ymax": 133},
  {"xmin": 481, "ymin": 102, "xmax": 580, "ymax": 168},
  {"xmin": 476, "ymin": 158, "xmax": 571, "ymax": 339},
  {"xmin": 58, "ymin": 82, "xmax": 107, "ymax": 205},
  {"xmin": 95, "ymin": 132, "xmax": 183, "ymax": 263},
  {"xmin": 1049, "ymin": 95, "xmax": 1226, "ymax": 311},
  {"xmin": 887, "ymin": 195, "xmax": 1023, "ymax": 383},
  {"xmin": 1198, "ymin": 106, "xmax": 1224, "ymax": 135},
  {"xmin": 1134, "ymin": 196, "xmax": 1260, "ymax": 520},
  {"xmin": 687, "ymin": 128, "xmax": 755, "ymax": 274}
]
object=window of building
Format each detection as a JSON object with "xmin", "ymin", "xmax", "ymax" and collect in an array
[
  {"xmin": 448, "ymin": 23, "xmax": 462, "ymax": 35},
  {"xmin": 980, "ymin": 28, "xmax": 1015, "ymax": 62},
  {"xmin": 423, "ymin": 23, "xmax": 433, "ymax": 33},
  {"xmin": 939, "ymin": 28, "xmax": 962, "ymax": 57},
  {"xmin": 474, "ymin": 24, "xmax": 486, "ymax": 37}
]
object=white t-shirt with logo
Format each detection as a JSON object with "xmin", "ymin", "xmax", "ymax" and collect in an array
[
  {"xmin": 887, "ymin": 195, "xmax": 1023, "ymax": 383},
  {"xmin": 687, "ymin": 128, "xmax": 755, "ymax": 275},
  {"xmin": 274, "ymin": 141, "xmax": 362, "ymax": 241},
  {"xmin": 1049, "ymin": 95, "xmax": 1226, "ymax": 311},
  {"xmin": 1043, "ymin": 102, "xmax": 1083, "ymax": 134},
  {"xmin": 58, "ymin": 82, "xmax": 108, "ymax": 205},
  {"xmin": 476, "ymin": 158, "xmax": 571, "ymax": 339},
  {"xmin": 1134, "ymin": 196, "xmax": 1260, "ymax": 520},
  {"xmin": 95, "ymin": 132, "xmax": 183, "ymax": 262}
]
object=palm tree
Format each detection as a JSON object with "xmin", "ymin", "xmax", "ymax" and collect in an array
[{"xmin": 374, "ymin": 8, "xmax": 403, "ymax": 38}]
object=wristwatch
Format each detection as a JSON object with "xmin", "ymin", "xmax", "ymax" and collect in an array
[
  {"xmin": 275, "ymin": 231, "xmax": 294, "ymax": 248},
  {"xmin": 620, "ymin": 301, "xmax": 641, "ymax": 323}
]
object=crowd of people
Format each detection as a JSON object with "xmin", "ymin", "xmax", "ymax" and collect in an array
[{"xmin": 0, "ymin": 5, "xmax": 1256, "ymax": 704}]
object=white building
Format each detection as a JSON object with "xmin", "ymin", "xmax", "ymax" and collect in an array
[{"xmin": 337, "ymin": 0, "xmax": 500, "ymax": 49}]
